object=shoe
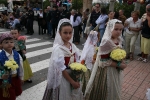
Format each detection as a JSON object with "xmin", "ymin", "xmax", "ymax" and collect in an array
[
  {"xmin": 26, "ymin": 79, "xmax": 32, "ymax": 83},
  {"xmin": 137, "ymin": 57, "xmax": 144, "ymax": 61},
  {"xmin": 142, "ymin": 59, "xmax": 148, "ymax": 63}
]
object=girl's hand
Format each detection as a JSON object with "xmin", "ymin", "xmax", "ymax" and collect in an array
[
  {"xmin": 119, "ymin": 63, "xmax": 127, "ymax": 70},
  {"xmin": 2, "ymin": 74, "xmax": 9, "ymax": 80},
  {"xmin": 71, "ymin": 81, "xmax": 80, "ymax": 89}
]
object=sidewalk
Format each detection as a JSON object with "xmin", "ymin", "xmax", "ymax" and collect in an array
[{"xmin": 121, "ymin": 58, "xmax": 150, "ymax": 100}]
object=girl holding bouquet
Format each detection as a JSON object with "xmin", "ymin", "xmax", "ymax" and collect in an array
[
  {"xmin": 42, "ymin": 19, "xmax": 83, "ymax": 100},
  {"xmin": 0, "ymin": 33, "xmax": 24, "ymax": 100},
  {"xmin": 80, "ymin": 30, "xmax": 98, "ymax": 94},
  {"xmin": 10, "ymin": 29, "xmax": 33, "ymax": 83},
  {"xmin": 84, "ymin": 19, "xmax": 127, "ymax": 100}
]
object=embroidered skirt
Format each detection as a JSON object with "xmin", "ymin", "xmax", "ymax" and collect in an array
[{"xmin": 0, "ymin": 77, "xmax": 22, "ymax": 100}]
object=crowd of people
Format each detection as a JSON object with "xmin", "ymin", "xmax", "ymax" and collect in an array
[{"xmin": 0, "ymin": 2, "xmax": 150, "ymax": 100}]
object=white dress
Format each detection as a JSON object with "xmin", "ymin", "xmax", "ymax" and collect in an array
[{"xmin": 43, "ymin": 44, "xmax": 83, "ymax": 100}]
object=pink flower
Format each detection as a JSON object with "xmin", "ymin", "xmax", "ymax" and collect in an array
[{"xmin": 18, "ymin": 36, "xmax": 27, "ymax": 41}]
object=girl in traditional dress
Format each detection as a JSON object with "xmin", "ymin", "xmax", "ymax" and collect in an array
[
  {"xmin": 0, "ymin": 33, "xmax": 24, "ymax": 100},
  {"xmin": 84, "ymin": 19, "xmax": 127, "ymax": 100},
  {"xmin": 42, "ymin": 19, "xmax": 83, "ymax": 100},
  {"xmin": 10, "ymin": 29, "xmax": 33, "ymax": 83},
  {"xmin": 80, "ymin": 30, "xmax": 98, "ymax": 94}
]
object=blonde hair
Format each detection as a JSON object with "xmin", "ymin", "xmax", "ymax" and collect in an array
[{"xmin": 132, "ymin": 10, "xmax": 140, "ymax": 16}]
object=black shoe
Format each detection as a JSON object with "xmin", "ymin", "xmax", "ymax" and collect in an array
[{"xmin": 26, "ymin": 79, "xmax": 32, "ymax": 83}]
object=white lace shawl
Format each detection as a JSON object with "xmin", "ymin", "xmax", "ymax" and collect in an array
[
  {"xmin": 47, "ymin": 43, "xmax": 80, "ymax": 90},
  {"xmin": 80, "ymin": 31, "xmax": 98, "ymax": 70},
  {"xmin": 84, "ymin": 19, "xmax": 123, "ymax": 97}
]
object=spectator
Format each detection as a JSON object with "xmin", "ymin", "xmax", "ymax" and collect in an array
[
  {"xmin": 118, "ymin": 9, "xmax": 126, "ymax": 24},
  {"xmin": 96, "ymin": 7, "xmax": 108, "ymax": 45},
  {"xmin": 51, "ymin": 5, "xmax": 60, "ymax": 39},
  {"xmin": 137, "ymin": 4, "xmax": 150, "ymax": 62},
  {"xmin": 26, "ymin": 7, "xmax": 34, "ymax": 35},
  {"xmin": 70, "ymin": 9, "xmax": 82, "ymax": 45},
  {"xmin": 90, "ymin": 3, "xmax": 101, "ymax": 30},
  {"xmin": 46, "ymin": 6, "xmax": 52, "ymax": 37},
  {"xmin": 124, "ymin": 11, "xmax": 142, "ymax": 60},
  {"xmin": 11, "ymin": 14, "xmax": 20, "ymax": 29}
]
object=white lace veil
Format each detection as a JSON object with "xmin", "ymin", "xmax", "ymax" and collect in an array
[
  {"xmin": 98, "ymin": 19, "xmax": 123, "ymax": 55},
  {"xmin": 53, "ymin": 18, "xmax": 74, "ymax": 48},
  {"xmin": 80, "ymin": 31, "xmax": 98, "ymax": 70},
  {"xmin": 46, "ymin": 18, "xmax": 74, "ymax": 91}
]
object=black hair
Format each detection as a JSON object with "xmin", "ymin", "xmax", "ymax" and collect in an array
[
  {"xmin": 11, "ymin": 28, "xmax": 20, "ymax": 33},
  {"xmin": 95, "ymin": 3, "xmax": 100, "ymax": 7},
  {"xmin": 101, "ymin": 7, "xmax": 107, "ymax": 14},
  {"xmin": 59, "ymin": 22, "xmax": 72, "ymax": 32},
  {"xmin": 86, "ymin": 8, "xmax": 89, "ymax": 12},
  {"xmin": 114, "ymin": 11, "xmax": 119, "ymax": 19}
]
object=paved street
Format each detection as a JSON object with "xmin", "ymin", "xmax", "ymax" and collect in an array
[{"xmin": 0, "ymin": 21, "xmax": 150, "ymax": 100}]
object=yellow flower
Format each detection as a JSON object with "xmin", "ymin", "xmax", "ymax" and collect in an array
[
  {"xmin": 110, "ymin": 48, "xmax": 126, "ymax": 61},
  {"xmin": 70, "ymin": 62, "xmax": 87, "ymax": 72},
  {"xmin": 4, "ymin": 60, "xmax": 19, "ymax": 71}
]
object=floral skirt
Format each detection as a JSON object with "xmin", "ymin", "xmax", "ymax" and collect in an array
[
  {"xmin": 43, "ymin": 69, "xmax": 83, "ymax": 100},
  {"xmin": 23, "ymin": 59, "xmax": 33, "ymax": 81}
]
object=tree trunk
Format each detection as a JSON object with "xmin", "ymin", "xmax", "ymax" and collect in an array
[
  {"xmin": 83, "ymin": 0, "xmax": 92, "ymax": 12},
  {"xmin": 109, "ymin": 0, "xmax": 116, "ymax": 11}
]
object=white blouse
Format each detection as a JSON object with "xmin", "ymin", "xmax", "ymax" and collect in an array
[{"xmin": 125, "ymin": 18, "xmax": 142, "ymax": 34}]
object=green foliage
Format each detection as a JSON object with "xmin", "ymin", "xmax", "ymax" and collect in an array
[
  {"xmin": 72, "ymin": 0, "xmax": 83, "ymax": 10},
  {"xmin": 43, "ymin": 0, "xmax": 50, "ymax": 9},
  {"xmin": 0, "ymin": 0, "xmax": 7, "ymax": 5},
  {"xmin": 114, "ymin": 2, "xmax": 145, "ymax": 18}
]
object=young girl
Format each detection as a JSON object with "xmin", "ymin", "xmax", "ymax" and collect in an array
[
  {"xmin": 42, "ymin": 19, "xmax": 83, "ymax": 100},
  {"xmin": 10, "ymin": 29, "xmax": 33, "ymax": 83},
  {"xmin": 80, "ymin": 30, "xmax": 98, "ymax": 93},
  {"xmin": 84, "ymin": 19, "xmax": 127, "ymax": 100},
  {"xmin": 0, "ymin": 33, "xmax": 24, "ymax": 100}
]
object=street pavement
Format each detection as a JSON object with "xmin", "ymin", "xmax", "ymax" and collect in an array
[{"xmin": 0, "ymin": 21, "xmax": 149, "ymax": 100}]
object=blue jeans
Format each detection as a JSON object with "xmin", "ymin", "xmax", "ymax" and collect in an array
[
  {"xmin": 98, "ymin": 28, "xmax": 105, "ymax": 46},
  {"xmin": 47, "ymin": 22, "xmax": 52, "ymax": 35}
]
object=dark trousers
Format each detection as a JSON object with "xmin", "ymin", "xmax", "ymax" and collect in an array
[
  {"xmin": 52, "ymin": 24, "xmax": 57, "ymax": 38},
  {"xmin": 27, "ymin": 19, "xmax": 34, "ymax": 34},
  {"xmin": 38, "ymin": 25, "xmax": 43, "ymax": 35},
  {"xmin": 73, "ymin": 26, "xmax": 80, "ymax": 43}
]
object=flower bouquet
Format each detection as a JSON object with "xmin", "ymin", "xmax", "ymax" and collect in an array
[
  {"xmin": 110, "ymin": 48, "xmax": 126, "ymax": 71},
  {"xmin": 0, "ymin": 59, "xmax": 19, "ymax": 98},
  {"xmin": 69, "ymin": 62, "xmax": 87, "ymax": 89},
  {"xmin": 17, "ymin": 36, "xmax": 26, "ymax": 50}
]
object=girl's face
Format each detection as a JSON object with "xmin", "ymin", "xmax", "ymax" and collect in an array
[
  {"xmin": 1, "ymin": 39, "xmax": 14, "ymax": 52},
  {"xmin": 11, "ymin": 30, "xmax": 20, "ymax": 39},
  {"xmin": 108, "ymin": 12, "xmax": 115, "ymax": 19},
  {"xmin": 111, "ymin": 23, "xmax": 123, "ymax": 39},
  {"xmin": 60, "ymin": 26, "xmax": 73, "ymax": 43}
]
